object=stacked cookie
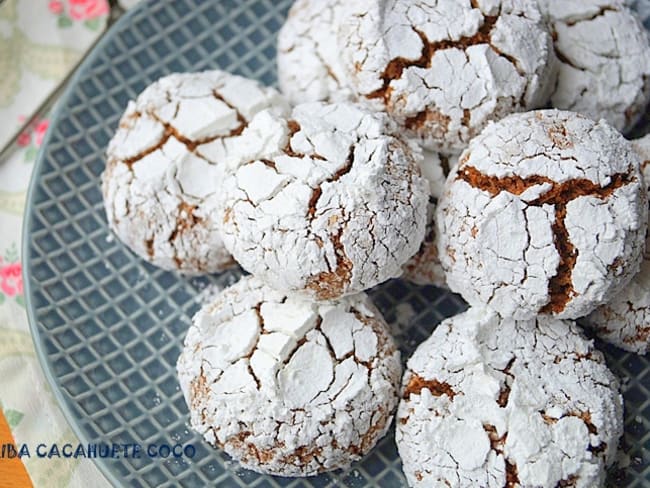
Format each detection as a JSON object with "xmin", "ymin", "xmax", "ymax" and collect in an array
[{"xmin": 100, "ymin": 0, "xmax": 650, "ymax": 485}]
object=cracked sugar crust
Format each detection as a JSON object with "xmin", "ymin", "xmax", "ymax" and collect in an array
[
  {"xmin": 339, "ymin": 0, "xmax": 557, "ymax": 153},
  {"xmin": 396, "ymin": 307, "xmax": 623, "ymax": 488},
  {"xmin": 102, "ymin": 70, "xmax": 288, "ymax": 274},
  {"xmin": 437, "ymin": 110, "xmax": 648, "ymax": 320},
  {"xmin": 277, "ymin": 0, "xmax": 355, "ymax": 104},
  {"xmin": 587, "ymin": 135, "xmax": 650, "ymax": 353},
  {"xmin": 539, "ymin": 0, "xmax": 650, "ymax": 133},
  {"xmin": 176, "ymin": 275, "xmax": 402, "ymax": 477},
  {"xmin": 403, "ymin": 151, "xmax": 459, "ymax": 287},
  {"xmin": 220, "ymin": 102, "xmax": 429, "ymax": 300}
]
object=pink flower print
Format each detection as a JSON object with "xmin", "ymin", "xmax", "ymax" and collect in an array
[
  {"xmin": 34, "ymin": 119, "xmax": 49, "ymax": 147},
  {"xmin": 48, "ymin": 0, "xmax": 64, "ymax": 15},
  {"xmin": 0, "ymin": 263, "xmax": 23, "ymax": 297},
  {"xmin": 69, "ymin": 0, "xmax": 109, "ymax": 21},
  {"xmin": 17, "ymin": 132, "xmax": 31, "ymax": 147}
]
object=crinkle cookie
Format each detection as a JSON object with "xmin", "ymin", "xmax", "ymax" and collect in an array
[
  {"xmin": 397, "ymin": 307, "xmax": 623, "ymax": 488},
  {"xmin": 339, "ymin": 0, "xmax": 556, "ymax": 152},
  {"xmin": 403, "ymin": 151, "xmax": 458, "ymax": 287},
  {"xmin": 220, "ymin": 102, "xmax": 429, "ymax": 300},
  {"xmin": 437, "ymin": 110, "xmax": 648, "ymax": 320},
  {"xmin": 540, "ymin": 0, "xmax": 650, "ymax": 133},
  {"xmin": 277, "ymin": 0, "xmax": 354, "ymax": 104},
  {"xmin": 177, "ymin": 276, "xmax": 401, "ymax": 477},
  {"xmin": 587, "ymin": 135, "xmax": 650, "ymax": 353},
  {"xmin": 102, "ymin": 71, "xmax": 287, "ymax": 274}
]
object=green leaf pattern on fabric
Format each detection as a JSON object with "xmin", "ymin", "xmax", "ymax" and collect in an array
[
  {"xmin": 57, "ymin": 15, "xmax": 73, "ymax": 29},
  {"xmin": 4, "ymin": 408, "xmax": 24, "ymax": 428}
]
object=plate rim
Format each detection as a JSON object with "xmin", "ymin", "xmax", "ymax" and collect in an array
[{"xmin": 22, "ymin": 2, "xmax": 156, "ymax": 487}]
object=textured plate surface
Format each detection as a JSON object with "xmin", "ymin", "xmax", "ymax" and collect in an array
[{"xmin": 22, "ymin": 0, "xmax": 650, "ymax": 486}]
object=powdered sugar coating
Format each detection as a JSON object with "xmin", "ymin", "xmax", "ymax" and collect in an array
[
  {"xmin": 339, "ymin": 0, "xmax": 556, "ymax": 152},
  {"xmin": 177, "ymin": 276, "xmax": 401, "ymax": 477},
  {"xmin": 587, "ymin": 135, "xmax": 650, "ymax": 353},
  {"xmin": 540, "ymin": 0, "xmax": 650, "ymax": 133},
  {"xmin": 437, "ymin": 110, "xmax": 647, "ymax": 320},
  {"xmin": 220, "ymin": 102, "xmax": 429, "ymax": 300},
  {"xmin": 397, "ymin": 307, "xmax": 623, "ymax": 488},
  {"xmin": 102, "ymin": 71, "xmax": 288, "ymax": 274},
  {"xmin": 277, "ymin": 0, "xmax": 354, "ymax": 104},
  {"xmin": 403, "ymin": 151, "xmax": 459, "ymax": 287}
]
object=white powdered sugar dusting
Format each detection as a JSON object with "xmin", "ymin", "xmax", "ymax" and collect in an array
[
  {"xmin": 437, "ymin": 110, "xmax": 647, "ymax": 320},
  {"xmin": 587, "ymin": 134, "xmax": 650, "ymax": 353},
  {"xmin": 219, "ymin": 102, "xmax": 429, "ymax": 300},
  {"xmin": 339, "ymin": 0, "xmax": 557, "ymax": 152},
  {"xmin": 176, "ymin": 276, "xmax": 402, "ymax": 477},
  {"xmin": 277, "ymin": 0, "xmax": 355, "ymax": 104},
  {"xmin": 397, "ymin": 307, "xmax": 624, "ymax": 487},
  {"xmin": 540, "ymin": 0, "xmax": 650, "ymax": 133},
  {"xmin": 102, "ymin": 70, "xmax": 288, "ymax": 274}
]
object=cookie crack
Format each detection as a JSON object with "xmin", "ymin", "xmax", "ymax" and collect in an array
[
  {"xmin": 457, "ymin": 165, "xmax": 634, "ymax": 314},
  {"xmin": 496, "ymin": 357, "xmax": 515, "ymax": 407},
  {"xmin": 123, "ymin": 105, "xmax": 246, "ymax": 167},
  {"xmin": 212, "ymin": 89, "xmax": 247, "ymax": 137},
  {"xmin": 307, "ymin": 145, "xmax": 355, "ymax": 220},
  {"xmin": 541, "ymin": 409, "xmax": 607, "ymax": 457},
  {"xmin": 283, "ymin": 120, "xmax": 325, "ymax": 161},
  {"xmin": 402, "ymin": 373, "xmax": 456, "ymax": 400},
  {"xmin": 557, "ymin": 475, "xmax": 579, "ymax": 487},
  {"xmin": 505, "ymin": 459, "xmax": 520, "ymax": 488},
  {"xmin": 564, "ymin": 6, "xmax": 619, "ymax": 27},
  {"xmin": 168, "ymin": 201, "xmax": 202, "ymax": 268},
  {"xmin": 306, "ymin": 216, "xmax": 353, "ymax": 300},
  {"xmin": 483, "ymin": 423, "xmax": 506, "ymax": 454},
  {"xmin": 366, "ymin": 10, "xmax": 521, "ymax": 109}
]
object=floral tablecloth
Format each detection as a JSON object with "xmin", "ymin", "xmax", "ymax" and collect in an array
[{"xmin": 0, "ymin": 1, "xmax": 135, "ymax": 486}]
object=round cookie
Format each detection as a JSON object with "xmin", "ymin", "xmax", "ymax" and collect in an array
[
  {"xmin": 402, "ymin": 151, "xmax": 459, "ymax": 287},
  {"xmin": 220, "ymin": 102, "xmax": 429, "ymax": 300},
  {"xmin": 540, "ymin": 0, "xmax": 650, "ymax": 133},
  {"xmin": 587, "ymin": 135, "xmax": 650, "ymax": 353},
  {"xmin": 177, "ymin": 276, "xmax": 401, "ymax": 477},
  {"xmin": 277, "ymin": 0, "xmax": 354, "ymax": 104},
  {"xmin": 437, "ymin": 110, "xmax": 648, "ymax": 320},
  {"xmin": 102, "ymin": 71, "xmax": 288, "ymax": 274},
  {"xmin": 339, "ymin": 0, "xmax": 557, "ymax": 152},
  {"xmin": 396, "ymin": 307, "xmax": 623, "ymax": 488}
]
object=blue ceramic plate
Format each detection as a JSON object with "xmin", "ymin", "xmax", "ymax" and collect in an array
[{"xmin": 23, "ymin": 0, "xmax": 650, "ymax": 486}]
